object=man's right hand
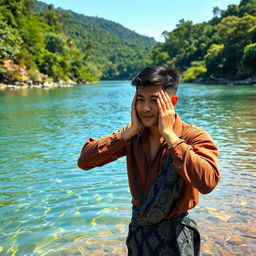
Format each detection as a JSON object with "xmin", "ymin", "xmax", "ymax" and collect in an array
[{"xmin": 121, "ymin": 93, "xmax": 142, "ymax": 140}]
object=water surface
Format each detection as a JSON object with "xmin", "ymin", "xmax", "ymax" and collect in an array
[{"xmin": 0, "ymin": 82, "xmax": 255, "ymax": 255}]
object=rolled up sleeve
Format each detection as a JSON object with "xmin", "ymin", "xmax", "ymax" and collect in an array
[
  {"xmin": 168, "ymin": 128, "xmax": 220, "ymax": 194},
  {"xmin": 77, "ymin": 128, "xmax": 128, "ymax": 170}
]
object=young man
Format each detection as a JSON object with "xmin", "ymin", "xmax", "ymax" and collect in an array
[{"xmin": 78, "ymin": 65, "xmax": 220, "ymax": 256}]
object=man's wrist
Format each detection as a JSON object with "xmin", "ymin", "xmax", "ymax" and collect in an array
[
  {"xmin": 163, "ymin": 131, "xmax": 179, "ymax": 147},
  {"xmin": 121, "ymin": 125, "xmax": 138, "ymax": 141}
]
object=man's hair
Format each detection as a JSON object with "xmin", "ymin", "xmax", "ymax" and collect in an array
[{"xmin": 131, "ymin": 64, "xmax": 181, "ymax": 94}]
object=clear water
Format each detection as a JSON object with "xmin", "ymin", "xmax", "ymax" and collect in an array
[{"xmin": 0, "ymin": 82, "xmax": 255, "ymax": 255}]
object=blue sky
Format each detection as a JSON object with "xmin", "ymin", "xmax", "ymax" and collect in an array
[{"xmin": 40, "ymin": 0, "xmax": 240, "ymax": 41}]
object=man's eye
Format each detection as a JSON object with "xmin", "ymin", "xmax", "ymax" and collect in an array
[
  {"xmin": 151, "ymin": 99, "xmax": 157, "ymax": 103},
  {"xmin": 136, "ymin": 98, "xmax": 143, "ymax": 102}
]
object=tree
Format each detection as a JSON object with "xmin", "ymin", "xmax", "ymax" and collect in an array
[
  {"xmin": 83, "ymin": 40, "xmax": 94, "ymax": 61},
  {"xmin": 239, "ymin": 0, "xmax": 256, "ymax": 16},
  {"xmin": 45, "ymin": 33, "xmax": 67, "ymax": 54},
  {"xmin": 0, "ymin": 19, "xmax": 22, "ymax": 59},
  {"xmin": 0, "ymin": 0, "xmax": 32, "ymax": 26},
  {"xmin": 216, "ymin": 14, "xmax": 256, "ymax": 75},
  {"xmin": 154, "ymin": 52, "xmax": 169, "ymax": 65},
  {"xmin": 221, "ymin": 4, "xmax": 239, "ymax": 17},
  {"xmin": 152, "ymin": 20, "xmax": 214, "ymax": 70},
  {"xmin": 204, "ymin": 44, "xmax": 224, "ymax": 75},
  {"xmin": 241, "ymin": 43, "xmax": 256, "ymax": 75},
  {"xmin": 42, "ymin": 7, "xmax": 63, "ymax": 32},
  {"xmin": 213, "ymin": 7, "xmax": 221, "ymax": 18},
  {"xmin": 36, "ymin": 50, "xmax": 58, "ymax": 78}
]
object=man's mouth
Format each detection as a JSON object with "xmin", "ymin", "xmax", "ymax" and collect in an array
[{"xmin": 141, "ymin": 115, "xmax": 154, "ymax": 120}]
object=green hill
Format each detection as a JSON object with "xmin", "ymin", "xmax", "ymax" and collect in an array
[
  {"xmin": 0, "ymin": 0, "xmax": 156, "ymax": 85},
  {"xmin": 33, "ymin": 1, "xmax": 156, "ymax": 80}
]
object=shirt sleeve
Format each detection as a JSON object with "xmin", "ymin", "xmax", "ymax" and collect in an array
[
  {"xmin": 168, "ymin": 126, "xmax": 220, "ymax": 194},
  {"xmin": 77, "ymin": 127, "xmax": 128, "ymax": 170}
]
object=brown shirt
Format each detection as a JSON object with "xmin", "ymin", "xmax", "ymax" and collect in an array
[{"xmin": 77, "ymin": 114, "xmax": 220, "ymax": 218}]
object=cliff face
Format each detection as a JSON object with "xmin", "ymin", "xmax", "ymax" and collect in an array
[
  {"xmin": 1, "ymin": 59, "xmax": 48, "ymax": 85},
  {"xmin": 2, "ymin": 60, "xmax": 34, "ymax": 83},
  {"xmin": 0, "ymin": 60, "xmax": 76, "ymax": 89}
]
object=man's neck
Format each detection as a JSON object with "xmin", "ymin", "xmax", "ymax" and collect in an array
[{"xmin": 149, "ymin": 126, "xmax": 162, "ymax": 140}]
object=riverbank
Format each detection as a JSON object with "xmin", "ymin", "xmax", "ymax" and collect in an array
[
  {"xmin": 1, "ymin": 76, "xmax": 256, "ymax": 90},
  {"xmin": 194, "ymin": 76, "xmax": 256, "ymax": 85},
  {"xmin": 0, "ymin": 81, "xmax": 76, "ymax": 90},
  {"xmin": 0, "ymin": 59, "xmax": 95, "ymax": 90},
  {"xmin": 0, "ymin": 80, "xmax": 98, "ymax": 90}
]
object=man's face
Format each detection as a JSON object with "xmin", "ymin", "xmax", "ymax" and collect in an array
[{"xmin": 136, "ymin": 85, "xmax": 164, "ymax": 128}]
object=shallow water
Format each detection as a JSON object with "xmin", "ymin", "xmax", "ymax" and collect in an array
[{"xmin": 0, "ymin": 82, "xmax": 255, "ymax": 255}]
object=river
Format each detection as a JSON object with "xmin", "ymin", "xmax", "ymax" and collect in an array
[{"xmin": 0, "ymin": 81, "xmax": 255, "ymax": 255}]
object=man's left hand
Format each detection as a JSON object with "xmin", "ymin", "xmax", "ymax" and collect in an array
[{"xmin": 157, "ymin": 90, "xmax": 179, "ymax": 147}]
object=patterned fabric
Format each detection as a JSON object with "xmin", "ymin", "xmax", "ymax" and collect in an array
[{"xmin": 126, "ymin": 153, "xmax": 200, "ymax": 256}]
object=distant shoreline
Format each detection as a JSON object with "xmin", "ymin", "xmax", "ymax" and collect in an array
[
  {"xmin": 192, "ymin": 77, "xmax": 256, "ymax": 86},
  {"xmin": 1, "ymin": 78, "xmax": 256, "ymax": 90},
  {"xmin": 0, "ymin": 80, "xmax": 95, "ymax": 90}
]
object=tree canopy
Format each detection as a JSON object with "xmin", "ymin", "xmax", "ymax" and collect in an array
[{"xmin": 151, "ymin": 0, "xmax": 256, "ymax": 82}]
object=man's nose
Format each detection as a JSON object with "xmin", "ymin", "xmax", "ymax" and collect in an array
[{"xmin": 143, "ymin": 102, "xmax": 151, "ymax": 111}]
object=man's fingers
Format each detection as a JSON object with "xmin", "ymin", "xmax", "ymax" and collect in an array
[
  {"xmin": 164, "ymin": 91, "xmax": 173, "ymax": 107},
  {"xmin": 159, "ymin": 94, "xmax": 168, "ymax": 113},
  {"xmin": 158, "ymin": 90, "xmax": 172, "ymax": 112},
  {"xmin": 157, "ymin": 98, "xmax": 166, "ymax": 120},
  {"xmin": 160, "ymin": 90, "xmax": 173, "ymax": 109},
  {"xmin": 132, "ymin": 93, "xmax": 137, "ymax": 110},
  {"xmin": 157, "ymin": 97, "xmax": 162, "ymax": 111},
  {"xmin": 160, "ymin": 90, "xmax": 169, "ymax": 104}
]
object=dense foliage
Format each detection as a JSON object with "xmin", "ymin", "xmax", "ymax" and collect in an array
[
  {"xmin": 152, "ymin": 0, "xmax": 256, "ymax": 82},
  {"xmin": 0, "ymin": 0, "xmax": 155, "ymax": 84},
  {"xmin": 57, "ymin": 11, "xmax": 155, "ymax": 80},
  {"xmin": 1, "ymin": 0, "xmax": 255, "ymax": 85}
]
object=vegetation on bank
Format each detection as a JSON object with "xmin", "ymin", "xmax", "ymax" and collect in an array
[
  {"xmin": 0, "ymin": 0, "xmax": 155, "ymax": 86},
  {"xmin": 152, "ymin": 0, "xmax": 256, "ymax": 83},
  {"xmin": 0, "ymin": 0, "xmax": 255, "ymax": 86}
]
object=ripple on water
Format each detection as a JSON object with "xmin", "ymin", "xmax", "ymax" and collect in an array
[{"xmin": 0, "ymin": 83, "xmax": 255, "ymax": 255}]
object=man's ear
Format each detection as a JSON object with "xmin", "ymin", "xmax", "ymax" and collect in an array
[{"xmin": 171, "ymin": 96, "xmax": 178, "ymax": 106}]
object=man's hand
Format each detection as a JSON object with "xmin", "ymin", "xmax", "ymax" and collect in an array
[
  {"xmin": 157, "ymin": 90, "xmax": 179, "ymax": 147},
  {"xmin": 121, "ymin": 93, "xmax": 142, "ymax": 140},
  {"xmin": 130, "ymin": 93, "xmax": 142, "ymax": 132}
]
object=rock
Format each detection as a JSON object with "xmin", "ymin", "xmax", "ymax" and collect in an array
[
  {"xmin": 233, "ymin": 78, "xmax": 254, "ymax": 85},
  {"xmin": 0, "ymin": 79, "xmax": 78, "ymax": 90},
  {"xmin": 111, "ymin": 247, "xmax": 126, "ymax": 255},
  {"xmin": 202, "ymin": 250, "xmax": 215, "ymax": 256},
  {"xmin": 42, "ymin": 83, "xmax": 50, "ymax": 88},
  {"xmin": 227, "ymin": 236, "xmax": 243, "ymax": 244},
  {"xmin": 98, "ymin": 230, "xmax": 113, "ymax": 237},
  {"xmin": 88, "ymin": 250, "xmax": 105, "ymax": 256},
  {"xmin": 0, "ymin": 83, "xmax": 7, "ymax": 90}
]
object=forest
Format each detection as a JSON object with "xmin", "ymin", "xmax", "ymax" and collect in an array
[
  {"xmin": 152, "ymin": 0, "xmax": 256, "ymax": 83},
  {"xmin": 0, "ymin": 0, "xmax": 255, "ymax": 85},
  {"xmin": 0, "ymin": 0, "xmax": 155, "ymax": 85}
]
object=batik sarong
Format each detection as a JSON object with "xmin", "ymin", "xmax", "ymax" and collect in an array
[{"xmin": 126, "ymin": 153, "xmax": 200, "ymax": 256}]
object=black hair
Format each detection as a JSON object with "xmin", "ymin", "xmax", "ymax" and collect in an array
[{"xmin": 131, "ymin": 64, "xmax": 181, "ymax": 94}]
